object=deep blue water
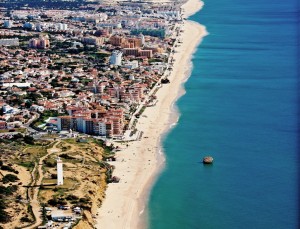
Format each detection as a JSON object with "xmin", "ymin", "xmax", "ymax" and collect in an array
[{"xmin": 148, "ymin": 0, "xmax": 299, "ymax": 228}]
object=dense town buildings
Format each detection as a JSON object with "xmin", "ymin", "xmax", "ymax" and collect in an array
[{"xmin": 0, "ymin": 0, "xmax": 183, "ymax": 138}]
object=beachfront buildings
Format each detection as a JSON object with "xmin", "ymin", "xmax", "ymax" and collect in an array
[{"xmin": 57, "ymin": 108, "xmax": 124, "ymax": 137}]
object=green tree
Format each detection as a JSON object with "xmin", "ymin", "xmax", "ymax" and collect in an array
[
  {"xmin": 24, "ymin": 135, "xmax": 34, "ymax": 145},
  {"xmin": 25, "ymin": 100, "xmax": 33, "ymax": 108}
]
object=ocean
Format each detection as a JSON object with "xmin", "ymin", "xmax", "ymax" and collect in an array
[{"xmin": 148, "ymin": 0, "xmax": 299, "ymax": 228}]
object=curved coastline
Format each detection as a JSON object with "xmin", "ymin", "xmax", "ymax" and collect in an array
[{"xmin": 95, "ymin": 0, "xmax": 207, "ymax": 228}]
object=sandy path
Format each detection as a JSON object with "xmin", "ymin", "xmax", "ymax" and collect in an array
[{"xmin": 25, "ymin": 141, "xmax": 61, "ymax": 229}]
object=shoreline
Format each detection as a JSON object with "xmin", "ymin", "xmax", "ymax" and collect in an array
[{"xmin": 95, "ymin": 0, "xmax": 207, "ymax": 228}]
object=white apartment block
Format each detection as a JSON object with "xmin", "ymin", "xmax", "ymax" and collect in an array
[{"xmin": 110, "ymin": 50, "xmax": 123, "ymax": 66}]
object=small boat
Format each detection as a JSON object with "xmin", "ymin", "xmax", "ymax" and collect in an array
[{"xmin": 203, "ymin": 156, "xmax": 213, "ymax": 164}]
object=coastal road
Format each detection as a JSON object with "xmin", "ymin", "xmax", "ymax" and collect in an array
[
  {"xmin": 127, "ymin": 25, "xmax": 180, "ymax": 130},
  {"xmin": 23, "ymin": 112, "xmax": 40, "ymax": 134},
  {"xmin": 127, "ymin": 70, "xmax": 170, "ymax": 130}
]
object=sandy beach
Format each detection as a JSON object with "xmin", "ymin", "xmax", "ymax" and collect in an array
[{"xmin": 95, "ymin": 0, "xmax": 207, "ymax": 228}]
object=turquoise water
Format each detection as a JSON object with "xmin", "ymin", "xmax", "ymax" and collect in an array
[{"xmin": 148, "ymin": 0, "xmax": 299, "ymax": 228}]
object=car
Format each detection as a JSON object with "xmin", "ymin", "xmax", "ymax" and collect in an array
[{"xmin": 58, "ymin": 205, "xmax": 70, "ymax": 210}]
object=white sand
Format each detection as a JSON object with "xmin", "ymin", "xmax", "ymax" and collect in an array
[{"xmin": 95, "ymin": 0, "xmax": 207, "ymax": 228}]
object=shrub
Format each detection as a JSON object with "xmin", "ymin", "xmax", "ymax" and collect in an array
[
  {"xmin": 47, "ymin": 198, "xmax": 67, "ymax": 206},
  {"xmin": 44, "ymin": 159, "xmax": 56, "ymax": 167},
  {"xmin": 1, "ymin": 165, "xmax": 18, "ymax": 174},
  {"xmin": 0, "ymin": 208, "xmax": 10, "ymax": 223},
  {"xmin": 0, "ymin": 185, "xmax": 18, "ymax": 195},
  {"xmin": 66, "ymin": 194, "xmax": 79, "ymax": 201},
  {"xmin": 0, "ymin": 199, "xmax": 10, "ymax": 223},
  {"xmin": 59, "ymin": 153, "xmax": 75, "ymax": 160},
  {"xmin": 12, "ymin": 133, "xmax": 23, "ymax": 140},
  {"xmin": 20, "ymin": 216, "xmax": 31, "ymax": 222},
  {"xmin": 2, "ymin": 174, "xmax": 19, "ymax": 184},
  {"xmin": 51, "ymin": 174, "xmax": 57, "ymax": 179},
  {"xmin": 79, "ymin": 197, "xmax": 91, "ymax": 204},
  {"xmin": 24, "ymin": 135, "xmax": 34, "ymax": 145}
]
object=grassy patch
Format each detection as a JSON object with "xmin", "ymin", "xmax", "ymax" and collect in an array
[
  {"xmin": 18, "ymin": 161, "xmax": 35, "ymax": 170},
  {"xmin": 42, "ymin": 178, "xmax": 77, "ymax": 191},
  {"xmin": 61, "ymin": 139, "xmax": 76, "ymax": 144},
  {"xmin": 0, "ymin": 128, "xmax": 26, "ymax": 133},
  {"xmin": 39, "ymin": 134, "xmax": 59, "ymax": 140},
  {"xmin": 24, "ymin": 146, "xmax": 47, "ymax": 157}
]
